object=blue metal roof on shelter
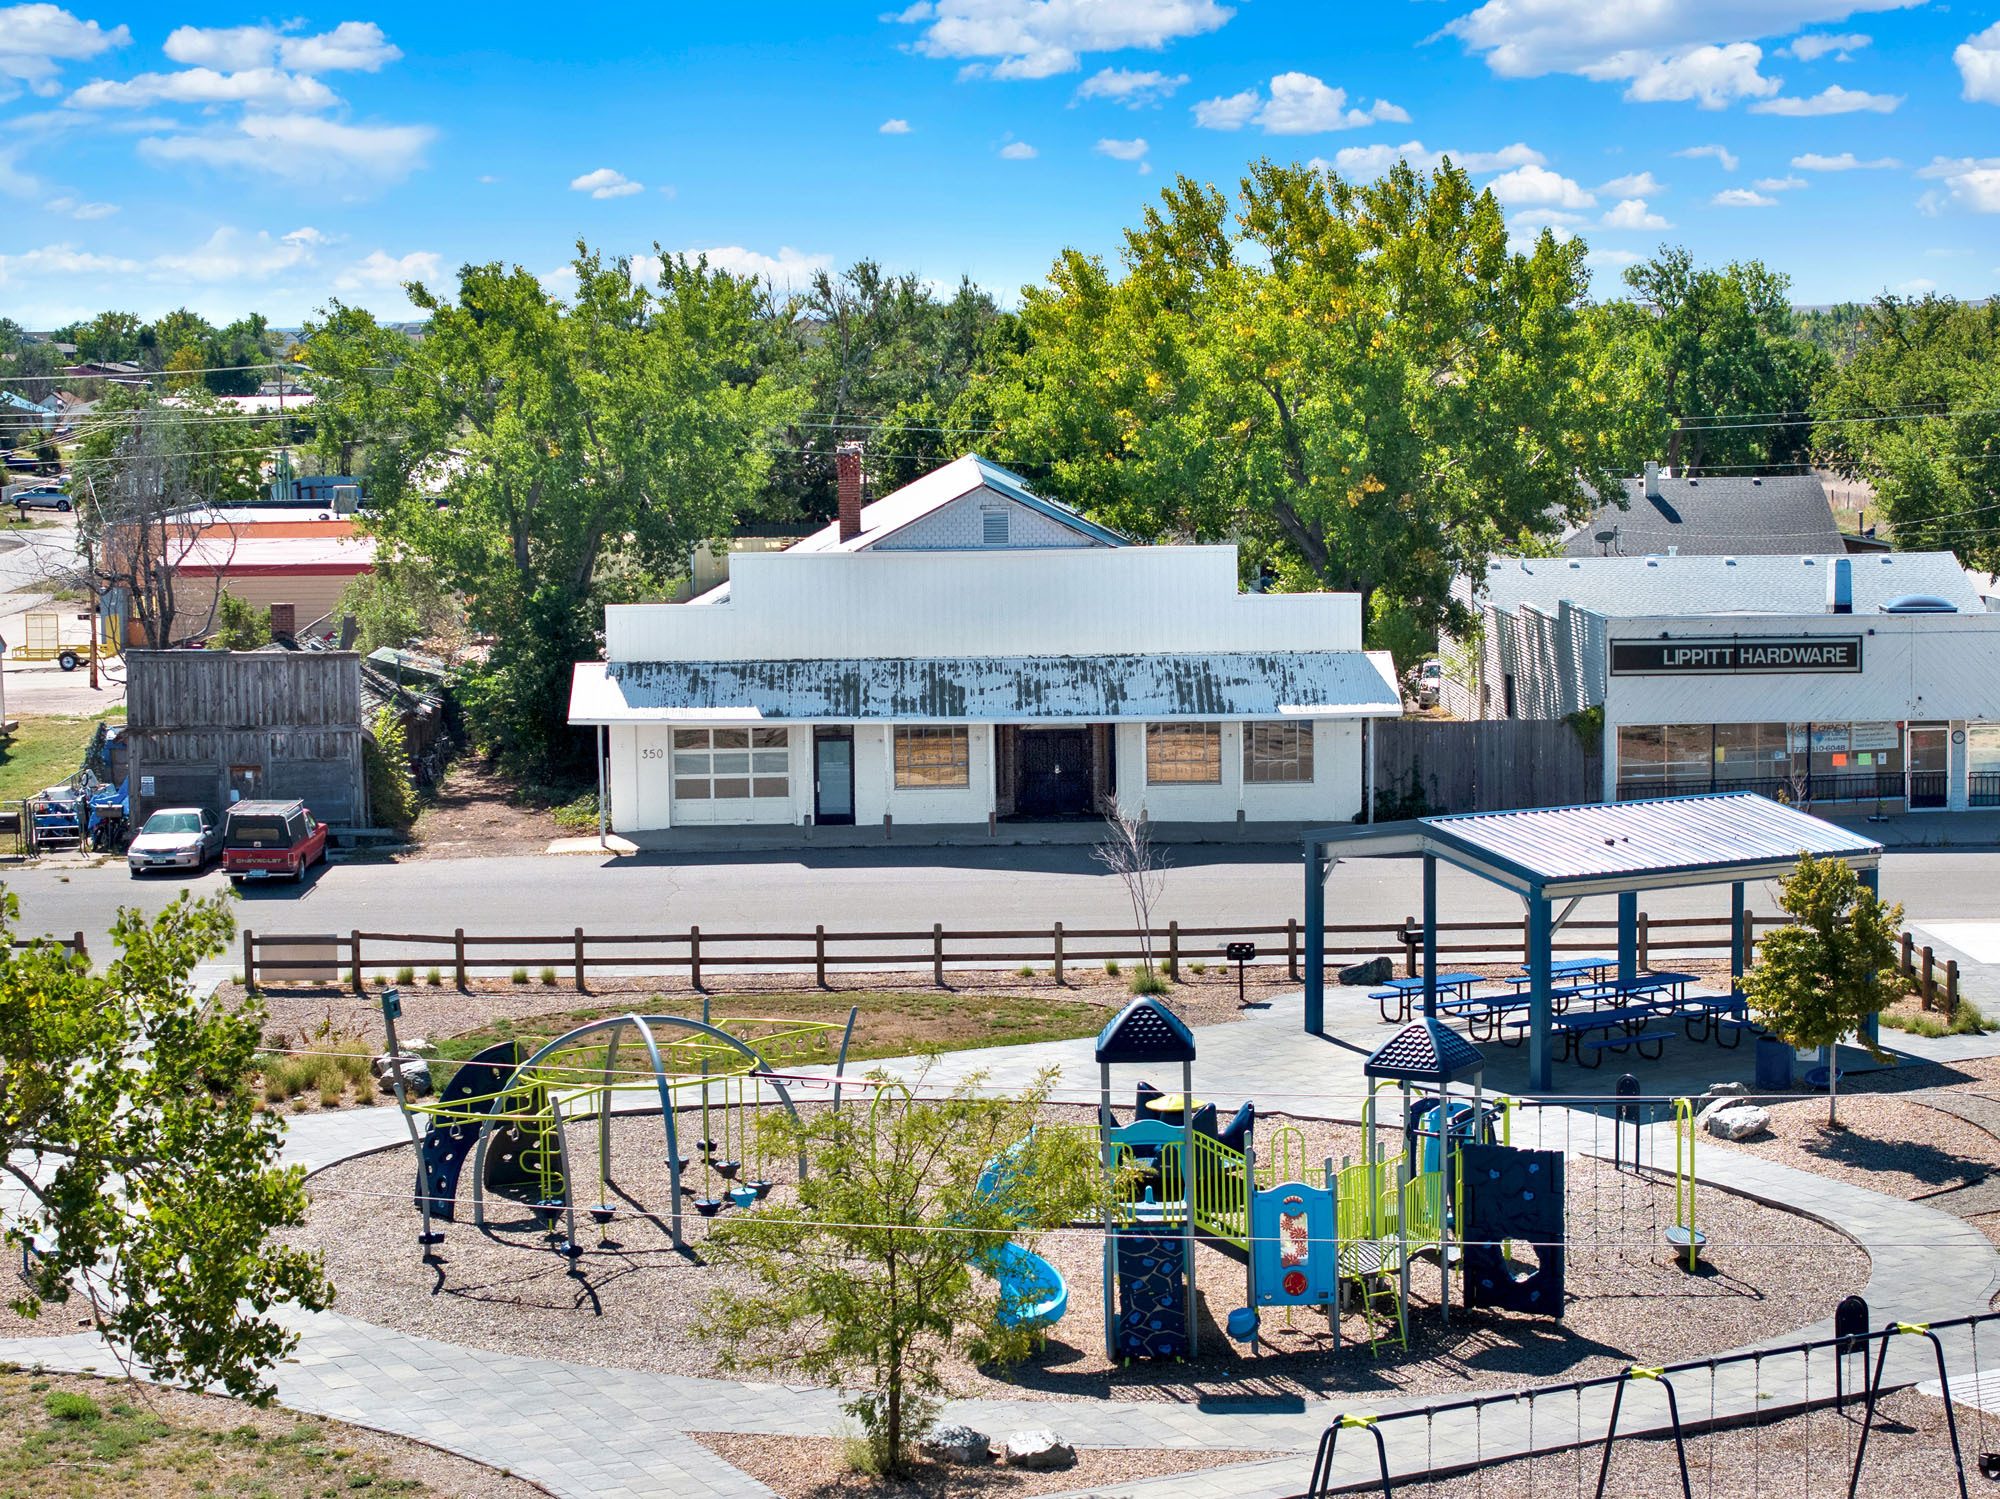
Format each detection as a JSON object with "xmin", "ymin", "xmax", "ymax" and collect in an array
[{"xmin": 1306, "ymin": 793, "xmax": 1881, "ymax": 898}]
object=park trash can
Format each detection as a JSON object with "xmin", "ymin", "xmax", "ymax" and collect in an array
[{"xmin": 1755, "ymin": 1035, "xmax": 1793, "ymax": 1091}]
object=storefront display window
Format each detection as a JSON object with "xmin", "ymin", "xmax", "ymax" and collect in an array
[
  {"xmin": 1970, "ymin": 725, "xmax": 2000, "ymax": 807},
  {"xmin": 1618, "ymin": 720, "xmax": 1911, "ymax": 803}
]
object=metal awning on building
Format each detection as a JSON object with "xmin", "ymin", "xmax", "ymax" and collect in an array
[
  {"xmin": 569, "ymin": 651, "xmax": 1402, "ymax": 725},
  {"xmin": 1301, "ymin": 793, "xmax": 1885, "ymax": 1092}
]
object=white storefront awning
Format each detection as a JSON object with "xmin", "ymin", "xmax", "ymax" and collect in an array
[{"xmin": 569, "ymin": 651, "xmax": 1403, "ymax": 725}]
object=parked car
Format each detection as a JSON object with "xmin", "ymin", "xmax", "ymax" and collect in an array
[
  {"xmin": 222, "ymin": 799, "xmax": 329, "ymax": 884},
  {"xmin": 127, "ymin": 806, "xmax": 222, "ymax": 875},
  {"xmin": 1416, "ymin": 659, "xmax": 1442, "ymax": 709},
  {"xmin": 13, "ymin": 487, "xmax": 72, "ymax": 514}
]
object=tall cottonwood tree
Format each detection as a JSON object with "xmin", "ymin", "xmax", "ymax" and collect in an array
[
  {"xmin": 301, "ymin": 244, "xmax": 798, "ymax": 771},
  {"xmin": 991, "ymin": 159, "xmax": 1640, "ymax": 640}
]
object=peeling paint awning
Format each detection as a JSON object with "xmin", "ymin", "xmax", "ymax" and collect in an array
[{"xmin": 569, "ymin": 651, "xmax": 1402, "ymax": 725}]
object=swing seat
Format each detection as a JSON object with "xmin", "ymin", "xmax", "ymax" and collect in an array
[
  {"xmin": 1226, "ymin": 1306, "xmax": 1261, "ymax": 1343},
  {"xmin": 697, "ymin": 1138, "xmax": 718, "ymax": 1152},
  {"xmin": 417, "ymin": 1230, "xmax": 445, "ymax": 1247},
  {"xmin": 587, "ymin": 1205, "xmax": 616, "ymax": 1226},
  {"xmin": 750, "ymin": 1180, "xmax": 774, "ymax": 1199},
  {"xmin": 668, "ymin": 1156, "xmax": 689, "ymax": 1172},
  {"xmin": 715, "ymin": 1159, "xmax": 742, "ymax": 1180},
  {"xmin": 694, "ymin": 1198, "xmax": 724, "ymax": 1217},
  {"xmin": 1664, "ymin": 1224, "xmax": 1706, "ymax": 1260},
  {"xmin": 728, "ymin": 1186, "xmax": 759, "ymax": 1208},
  {"xmin": 531, "ymin": 1199, "xmax": 565, "ymax": 1226}
]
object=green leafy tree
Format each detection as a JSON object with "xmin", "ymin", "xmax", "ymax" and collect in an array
[
  {"xmin": 0, "ymin": 888, "xmax": 332, "ymax": 1400},
  {"xmin": 759, "ymin": 263, "xmax": 1019, "ymax": 523},
  {"xmin": 208, "ymin": 590, "xmax": 271, "ymax": 650},
  {"xmin": 991, "ymin": 159, "xmax": 1639, "ymax": 641},
  {"xmin": 1742, "ymin": 853, "xmax": 1906, "ymax": 1126},
  {"xmin": 301, "ymin": 244, "xmax": 797, "ymax": 772},
  {"xmin": 704, "ymin": 1069, "xmax": 1104, "ymax": 1474},
  {"xmin": 1813, "ymin": 295, "xmax": 2000, "ymax": 573},
  {"xmin": 298, "ymin": 305, "xmax": 416, "ymax": 476},
  {"xmin": 365, "ymin": 708, "xmax": 418, "ymax": 828},
  {"xmin": 1616, "ymin": 246, "xmax": 1830, "ymax": 475},
  {"xmin": 336, "ymin": 549, "xmax": 467, "ymax": 657}
]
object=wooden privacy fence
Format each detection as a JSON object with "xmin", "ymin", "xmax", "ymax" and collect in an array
[
  {"xmin": 241, "ymin": 911, "xmax": 1788, "ymax": 995},
  {"xmin": 1374, "ymin": 718, "xmax": 1602, "ymax": 815}
]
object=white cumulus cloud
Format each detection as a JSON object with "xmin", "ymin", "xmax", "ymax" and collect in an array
[
  {"xmin": 1675, "ymin": 143, "xmax": 1740, "ymax": 172},
  {"xmin": 1601, "ymin": 197, "xmax": 1672, "ymax": 229},
  {"xmin": 1749, "ymin": 83, "xmax": 1900, "ymax": 113},
  {"xmin": 1712, "ymin": 187, "xmax": 1778, "ymax": 206},
  {"xmin": 335, "ymin": 249, "xmax": 443, "ymax": 291},
  {"xmin": 1581, "ymin": 43, "xmax": 1779, "ymax": 109},
  {"xmin": 1792, "ymin": 151, "xmax": 1900, "ymax": 169},
  {"xmin": 879, "ymin": 118, "xmax": 912, "ymax": 133},
  {"xmin": 1073, "ymin": 67, "xmax": 1187, "ymax": 107},
  {"xmin": 1754, "ymin": 174, "xmax": 1808, "ymax": 190},
  {"xmin": 43, "ymin": 194, "xmax": 115, "ymax": 218},
  {"xmin": 1600, "ymin": 171, "xmax": 1664, "ymax": 197},
  {"xmin": 68, "ymin": 66, "xmax": 340, "ymax": 111},
  {"xmin": 139, "ymin": 113, "xmax": 434, "ymax": 186},
  {"xmin": 151, "ymin": 225, "xmax": 314, "ymax": 281},
  {"xmin": 1094, "ymin": 135, "xmax": 1148, "ymax": 159},
  {"xmin": 570, "ymin": 167, "xmax": 643, "ymax": 198},
  {"xmin": 1193, "ymin": 72, "xmax": 1407, "ymax": 134},
  {"xmin": 1783, "ymin": 31, "xmax": 1870, "ymax": 60},
  {"xmin": 1958, "ymin": 22, "xmax": 2000, "ymax": 104},
  {"xmin": 1918, "ymin": 156, "xmax": 2000, "ymax": 213},
  {"xmin": 1320, "ymin": 140, "xmax": 1545, "ymax": 177},
  {"xmin": 999, "ymin": 140, "xmax": 1038, "ymax": 158},
  {"xmin": 1489, "ymin": 163, "xmax": 1596, "ymax": 208},
  {"xmin": 893, "ymin": 0, "xmax": 1234, "ymax": 80},
  {"xmin": 162, "ymin": 21, "xmax": 401, "ymax": 74},
  {"xmin": 0, "ymin": 4, "xmax": 129, "ymax": 99},
  {"xmin": 672, "ymin": 245, "xmax": 832, "ymax": 286}
]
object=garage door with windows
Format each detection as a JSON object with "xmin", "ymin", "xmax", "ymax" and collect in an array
[{"xmin": 671, "ymin": 727, "xmax": 793, "ymax": 824}]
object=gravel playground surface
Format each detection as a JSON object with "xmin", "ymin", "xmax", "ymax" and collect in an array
[
  {"xmin": 1701, "ymin": 1089, "xmax": 2000, "ymax": 1201},
  {"xmin": 296, "ymin": 1106, "xmax": 1864, "ymax": 1408},
  {"xmin": 689, "ymin": 1434, "xmax": 1279, "ymax": 1499},
  {"xmin": 1404, "ymin": 1387, "xmax": 1990, "ymax": 1499}
]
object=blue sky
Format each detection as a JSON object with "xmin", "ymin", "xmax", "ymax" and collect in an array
[{"xmin": 1, "ymin": 0, "xmax": 1996, "ymax": 327}]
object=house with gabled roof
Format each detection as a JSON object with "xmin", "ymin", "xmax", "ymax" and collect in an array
[{"xmin": 570, "ymin": 447, "xmax": 1402, "ymax": 840}]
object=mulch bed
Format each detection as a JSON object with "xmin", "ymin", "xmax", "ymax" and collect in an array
[{"xmin": 689, "ymin": 1432, "xmax": 1279, "ymax": 1498}]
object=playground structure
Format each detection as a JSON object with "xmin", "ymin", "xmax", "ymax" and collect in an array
[
  {"xmin": 1082, "ymin": 1000, "xmax": 1557, "ymax": 1361},
  {"xmin": 377, "ymin": 992, "xmax": 859, "ymax": 1254}
]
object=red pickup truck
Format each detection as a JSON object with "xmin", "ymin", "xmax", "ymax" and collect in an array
[{"xmin": 222, "ymin": 799, "xmax": 329, "ymax": 884}]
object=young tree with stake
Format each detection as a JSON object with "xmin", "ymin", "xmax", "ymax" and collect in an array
[{"xmin": 1742, "ymin": 853, "xmax": 1906, "ymax": 1127}]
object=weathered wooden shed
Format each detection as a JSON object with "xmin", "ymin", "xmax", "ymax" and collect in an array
[{"xmin": 125, "ymin": 649, "xmax": 367, "ymax": 826}]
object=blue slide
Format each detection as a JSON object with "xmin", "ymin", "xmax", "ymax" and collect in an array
[{"xmin": 975, "ymin": 1145, "xmax": 1069, "ymax": 1328}]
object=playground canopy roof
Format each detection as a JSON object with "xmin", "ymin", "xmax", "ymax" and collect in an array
[
  {"xmin": 1365, "ymin": 1017, "xmax": 1487, "ymax": 1086},
  {"xmin": 1096, "ymin": 998, "xmax": 1197, "ymax": 1066},
  {"xmin": 1303, "ymin": 793, "xmax": 1882, "ymax": 899}
]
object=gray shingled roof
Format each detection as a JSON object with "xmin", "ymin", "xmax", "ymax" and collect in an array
[
  {"xmin": 1475, "ymin": 551, "xmax": 1986, "ymax": 618},
  {"xmin": 1563, "ymin": 475, "xmax": 1844, "ymax": 558}
]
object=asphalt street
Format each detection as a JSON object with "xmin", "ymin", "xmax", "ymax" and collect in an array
[{"xmin": 5, "ymin": 844, "xmax": 1997, "ymax": 965}]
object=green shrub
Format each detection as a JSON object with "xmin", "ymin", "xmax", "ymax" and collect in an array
[
  {"xmin": 551, "ymin": 791, "xmax": 599, "ymax": 831},
  {"xmin": 425, "ymin": 967, "xmax": 443, "ymax": 986},
  {"xmin": 1129, "ymin": 969, "xmax": 1170, "ymax": 996},
  {"xmin": 365, "ymin": 708, "xmax": 418, "ymax": 829},
  {"xmin": 395, "ymin": 965, "xmax": 415, "ymax": 984},
  {"xmin": 511, "ymin": 967, "xmax": 529, "ymax": 985},
  {"xmin": 207, "ymin": 590, "xmax": 269, "ymax": 651},
  {"xmin": 539, "ymin": 966, "xmax": 558, "ymax": 986},
  {"xmin": 1188, "ymin": 960, "xmax": 1207, "ymax": 976},
  {"xmin": 1104, "ymin": 959, "xmax": 1121, "ymax": 977},
  {"xmin": 46, "ymin": 1391, "xmax": 101, "ymax": 1422},
  {"xmin": 1016, "ymin": 965, "xmax": 1035, "ymax": 978}
]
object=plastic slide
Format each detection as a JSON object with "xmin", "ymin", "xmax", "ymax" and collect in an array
[{"xmin": 975, "ymin": 1144, "xmax": 1069, "ymax": 1328}]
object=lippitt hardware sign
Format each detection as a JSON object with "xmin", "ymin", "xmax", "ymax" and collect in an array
[{"xmin": 1609, "ymin": 636, "xmax": 1865, "ymax": 675}]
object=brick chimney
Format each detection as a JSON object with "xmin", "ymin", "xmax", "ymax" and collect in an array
[
  {"xmin": 268, "ymin": 602, "xmax": 296, "ymax": 642},
  {"xmin": 835, "ymin": 441, "xmax": 864, "ymax": 543}
]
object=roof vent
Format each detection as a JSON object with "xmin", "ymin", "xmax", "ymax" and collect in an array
[
  {"xmin": 1568, "ymin": 560, "xmax": 1581, "ymax": 568},
  {"xmin": 1881, "ymin": 594, "xmax": 1958, "ymax": 614},
  {"xmin": 1643, "ymin": 460, "xmax": 1661, "ymax": 500},
  {"xmin": 1752, "ymin": 477, "xmax": 1763, "ymax": 485},
  {"xmin": 1828, "ymin": 555, "xmax": 1852, "ymax": 614},
  {"xmin": 1646, "ymin": 559, "xmax": 1659, "ymax": 568},
  {"xmin": 1724, "ymin": 557, "xmax": 1737, "ymax": 566}
]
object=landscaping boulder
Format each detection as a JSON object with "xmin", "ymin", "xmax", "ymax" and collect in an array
[
  {"xmin": 1338, "ymin": 956, "xmax": 1394, "ymax": 987},
  {"xmin": 372, "ymin": 1055, "xmax": 433, "ymax": 1096},
  {"xmin": 1002, "ymin": 1430, "xmax": 1076, "ymax": 1471},
  {"xmin": 1705, "ymin": 1104, "xmax": 1771, "ymax": 1142},
  {"xmin": 1696, "ymin": 1083, "xmax": 1753, "ymax": 1127},
  {"xmin": 919, "ymin": 1424, "xmax": 991, "ymax": 1466}
]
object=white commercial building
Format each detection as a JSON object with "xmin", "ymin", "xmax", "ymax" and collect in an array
[
  {"xmin": 1441, "ymin": 550, "xmax": 2000, "ymax": 813},
  {"xmin": 568, "ymin": 453, "xmax": 1402, "ymax": 837}
]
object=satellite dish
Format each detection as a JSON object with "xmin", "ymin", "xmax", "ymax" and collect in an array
[{"xmin": 1593, "ymin": 531, "xmax": 1617, "ymax": 543}]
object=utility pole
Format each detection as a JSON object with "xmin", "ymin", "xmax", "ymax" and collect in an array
[{"xmin": 84, "ymin": 530, "xmax": 98, "ymax": 690}]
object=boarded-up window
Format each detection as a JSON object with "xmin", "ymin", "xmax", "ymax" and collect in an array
[
  {"xmin": 1243, "ymin": 722, "xmax": 1314, "ymax": 784},
  {"xmin": 1146, "ymin": 723, "xmax": 1221, "ymax": 784},
  {"xmin": 895, "ymin": 726, "xmax": 970, "ymax": 788},
  {"xmin": 672, "ymin": 727, "xmax": 789, "ymax": 800}
]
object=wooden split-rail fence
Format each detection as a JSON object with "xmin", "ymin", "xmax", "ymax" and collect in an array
[{"xmin": 240, "ymin": 911, "xmax": 1797, "ymax": 995}]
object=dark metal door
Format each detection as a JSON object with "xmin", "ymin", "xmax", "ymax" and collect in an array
[
  {"xmin": 814, "ymin": 735, "xmax": 854, "ymax": 825},
  {"xmin": 1909, "ymin": 727, "xmax": 1949, "ymax": 810},
  {"xmin": 1018, "ymin": 730, "xmax": 1090, "ymax": 816}
]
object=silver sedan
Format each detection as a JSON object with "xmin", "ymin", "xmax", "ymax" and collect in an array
[{"xmin": 127, "ymin": 807, "xmax": 223, "ymax": 875}]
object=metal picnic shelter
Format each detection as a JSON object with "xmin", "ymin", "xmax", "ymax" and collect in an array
[{"xmin": 1302, "ymin": 793, "xmax": 1886, "ymax": 1091}]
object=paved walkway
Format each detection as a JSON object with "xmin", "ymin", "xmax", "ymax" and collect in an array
[{"xmin": 8, "ymin": 1004, "xmax": 2000, "ymax": 1498}]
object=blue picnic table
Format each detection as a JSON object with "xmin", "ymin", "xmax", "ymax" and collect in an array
[
  {"xmin": 1505, "ymin": 955, "xmax": 1619, "ymax": 989},
  {"xmin": 1368, "ymin": 971, "xmax": 1485, "ymax": 1023}
]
